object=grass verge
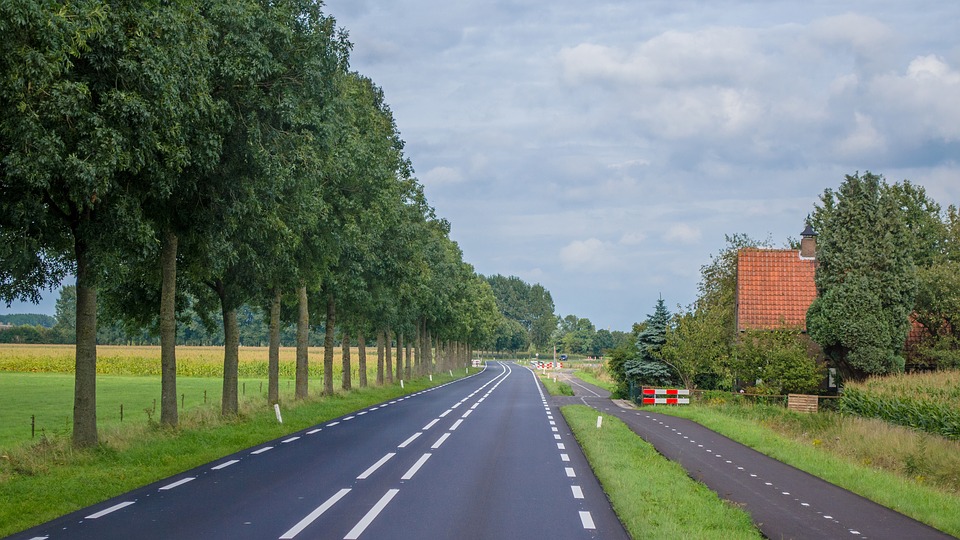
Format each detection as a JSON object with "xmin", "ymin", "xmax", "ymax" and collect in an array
[
  {"xmin": 573, "ymin": 368, "xmax": 617, "ymax": 393},
  {"xmin": 539, "ymin": 374, "xmax": 574, "ymax": 396},
  {"xmin": 562, "ymin": 405, "xmax": 762, "ymax": 539},
  {"xmin": 0, "ymin": 371, "xmax": 469, "ymax": 537},
  {"xmin": 655, "ymin": 404, "xmax": 960, "ymax": 537}
]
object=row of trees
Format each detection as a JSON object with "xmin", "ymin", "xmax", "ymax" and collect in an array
[
  {"xmin": 1, "ymin": 1, "xmax": 500, "ymax": 447},
  {"xmin": 609, "ymin": 172, "xmax": 960, "ymax": 397}
]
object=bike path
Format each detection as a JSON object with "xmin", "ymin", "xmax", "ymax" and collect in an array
[{"xmin": 552, "ymin": 374, "xmax": 954, "ymax": 540}]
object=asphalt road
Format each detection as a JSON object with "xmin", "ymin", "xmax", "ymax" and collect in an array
[
  {"xmin": 553, "ymin": 372, "xmax": 955, "ymax": 540},
  {"xmin": 9, "ymin": 362, "xmax": 627, "ymax": 540}
]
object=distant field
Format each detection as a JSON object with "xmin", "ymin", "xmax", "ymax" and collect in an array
[
  {"xmin": 0, "ymin": 344, "xmax": 374, "ymax": 377},
  {"xmin": 0, "ymin": 344, "xmax": 412, "ymax": 449}
]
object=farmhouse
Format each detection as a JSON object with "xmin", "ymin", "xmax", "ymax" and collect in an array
[{"xmin": 735, "ymin": 225, "xmax": 818, "ymax": 333}]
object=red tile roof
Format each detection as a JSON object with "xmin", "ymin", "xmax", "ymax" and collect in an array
[{"xmin": 736, "ymin": 248, "xmax": 817, "ymax": 331}]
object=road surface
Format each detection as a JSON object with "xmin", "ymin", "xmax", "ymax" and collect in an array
[{"xmin": 9, "ymin": 362, "xmax": 627, "ymax": 540}]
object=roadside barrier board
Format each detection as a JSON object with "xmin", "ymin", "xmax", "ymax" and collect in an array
[{"xmin": 641, "ymin": 388, "xmax": 690, "ymax": 405}]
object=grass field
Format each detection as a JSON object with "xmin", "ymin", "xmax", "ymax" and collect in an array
[{"xmin": 562, "ymin": 405, "xmax": 761, "ymax": 539}]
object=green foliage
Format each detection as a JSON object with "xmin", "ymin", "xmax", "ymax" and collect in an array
[
  {"xmin": 0, "ymin": 314, "xmax": 56, "ymax": 328},
  {"xmin": 808, "ymin": 172, "xmax": 917, "ymax": 380},
  {"xmin": 622, "ymin": 298, "xmax": 678, "ymax": 387},
  {"xmin": 733, "ymin": 330, "xmax": 823, "ymax": 394},
  {"xmin": 485, "ymin": 275, "xmax": 557, "ymax": 351}
]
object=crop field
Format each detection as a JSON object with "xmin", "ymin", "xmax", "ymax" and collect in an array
[
  {"xmin": 840, "ymin": 369, "xmax": 960, "ymax": 440},
  {"xmin": 0, "ymin": 344, "xmax": 417, "ymax": 449}
]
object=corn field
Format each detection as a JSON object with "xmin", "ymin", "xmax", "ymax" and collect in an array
[
  {"xmin": 0, "ymin": 344, "xmax": 364, "ymax": 379},
  {"xmin": 840, "ymin": 370, "xmax": 960, "ymax": 440}
]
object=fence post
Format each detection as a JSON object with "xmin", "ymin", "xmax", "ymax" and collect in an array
[{"xmin": 31, "ymin": 415, "xmax": 35, "ymax": 438}]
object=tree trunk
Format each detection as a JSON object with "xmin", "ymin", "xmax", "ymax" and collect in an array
[
  {"xmin": 405, "ymin": 338, "xmax": 412, "ymax": 380},
  {"xmin": 268, "ymin": 287, "xmax": 281, "ymax": 404},
  {"xmin": 342, "ymin": 328, "xmax": 352, "ymax": 391},
  {"xmin": 376, "ymin": 330, "xmax": 385, "ymax": 385},
  {"xmin": 425, "ymin": 326, "xmax": 433, "ymax": 373},
  {"xmin": 159, "ymin": 228, "xmax": 178, "ymax": 427},
  {"xmin": 396, "ymin": 333, "xmax": 404, "ymax": 382},
  {"xmin": 221, "ymin": 290, "xmax": 239, "ymax": 416},
  {"xmin": 385, "ymin": 328, "xmax": 393, "ymax": 384},
  {"xmin": 295, "ymin": 283, "xmax": 309, "ymax": 399},
  {"xmin": 323, "ymin": 291, "xmax": 335, "ymax": 396},
  {"xmin": 358, "ymin": 328, "xmax": 367, "ymax": 388},
  {"xmin": 73, "ymin": 244, "xmax": 98, "ymax": 447},
  {"xmin": 414, "ymin": 322, "xmax": 422, "ymax": 376}
]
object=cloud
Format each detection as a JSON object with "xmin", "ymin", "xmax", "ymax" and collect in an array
[
  {"xmin": 559, "ymin": 238, "xmax": 615, "ymax": 271},
  {"xmin": 421, "ymin": 166, "xmax": 464, "ymax": 186},
  {"xmin": 665, "ymin": 223, "xmax": 702, "ymax": 245}
]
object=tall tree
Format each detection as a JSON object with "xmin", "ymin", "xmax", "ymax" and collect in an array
[
  {"xmin": 1, "ymin": 0, "xmax": 215, "ymax": 445},
  {"xmin": 807, "ymin": 172, "xmax": 918, "ymax": 380}
]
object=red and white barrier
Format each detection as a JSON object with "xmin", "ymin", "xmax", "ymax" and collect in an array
[
  {"xmin": 536, "ymin": 362, "xmax": 564, "ymax": 369},
  {"xmin": 641, "ymin": 388, "xmax": 690, "ymax": 405}
]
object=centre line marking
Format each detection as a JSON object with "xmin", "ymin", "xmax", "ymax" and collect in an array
[
  {"xmin": 450, "ymin": 419, "xmax": 463, "ymax": 430},
  {"xmin": 461, "ymin": 410, "xmax": 473, "ymax": 418},
  {"xmin": 439, "ymin": 409, "xmax": 452, "ymax": 418},
  {"xmin": 358, "ymin": 453, "xmax": 395, "ymax": 480},
  {"xmin": 279, "ymin": 488, "xmax": 351, "ymax": 539},
  {"xmin": 432, "ymin": 433, "xmax": 451, "ymax": 449},
  {"xmin": 344, "ymin": 489, "xmax": 400, "ymax": 540},
  {"xmin": 398, "ymin": 432, "xmax": 422, "ymax": 448},
  {"xmin": 579, "ymin": 511, "xmax": 597, "ymax": 529},
  {"xmin": 159, "ymin": 477, "xmax": 195, "ymax": 491},
  {"xmin": 571, "ymin": 485, "xmax": 584, "ymax": 499},
  {"xmin": 560, "ymin": 454, "xmax": 570, "ymax": 462},
  {"xmin": 86, "ymin": 501, "xmax": 135, "ymax": 519},
  {"xmin": 212, "ymin": 459, "xmax": 239, "ymax": 470},
  {"xmin": 565, "ymin": 467, "xmax": 576, "ymax": 477},
  {"xmin": 557, "ymin": 443, "xmax": 565, "ymax": 450},
  {"xmin": 422, "ymin": 419, "xmax": 439, "ymax": 430},
  {"xmin": 402, "ymin": 453, "xmax": 432, "ymax": 480}
]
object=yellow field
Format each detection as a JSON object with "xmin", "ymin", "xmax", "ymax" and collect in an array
[{"xmin": 0, "ymin": 344, "xmax": 395, "ymax": 378}]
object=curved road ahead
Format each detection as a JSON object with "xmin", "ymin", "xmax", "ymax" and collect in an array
[{"xmin": 9, "ymin": 362, "xmax": 627, "ymax": 540}]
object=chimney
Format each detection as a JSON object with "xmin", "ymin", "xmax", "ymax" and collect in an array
[{"xmin": 800, "ymin": 224, "xmax": 817, "ymax": 259}]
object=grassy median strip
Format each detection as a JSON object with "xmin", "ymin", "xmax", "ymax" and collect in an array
[
  {"xmin": 0, "ymin": 372, "xmax": 467, "ymax": 538},
  {"xmin": 561, "ymin": 405, "xmax": 762, "ymax": 539},
  {"xmin": 656, "ymin": 404, "xmax": 960, "ymax": 538},
  {"xmin": 539, "ymin": 374, "xmax": 574, "ymax": 396}
]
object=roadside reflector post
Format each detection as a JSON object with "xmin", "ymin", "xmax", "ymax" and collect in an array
[
  {"xmin": 429, "ymin": 374, "xmax": 433, "ymax": 382},
  {"xmin": 400, "ymin": 380, "xmax": 404, "ymax": 389},
  {"xmin": 274, "ymin": 403, "xmax": 283, "ymax": 424},
  {"xmin": 596, "ymin": 416, "xmax": 603, "ymax": 429}
]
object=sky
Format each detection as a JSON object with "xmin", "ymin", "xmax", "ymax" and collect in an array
[{"xmin": 4, "ymin": 1, "xmax": 960, "ymax": 332}]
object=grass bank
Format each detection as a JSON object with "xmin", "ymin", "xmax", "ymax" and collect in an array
[
  {"xmin": 656, "ymin": 403, "xmax": 960, "ymax": 537},
  {"xmin": 562, "ymin": 405, "xmax": 761, "ymax": 539},
  {"xmin": 0, "ymin": 371, "xmax": 469, "ymax": 538},
  {"xmin": 539, "ymin": 374, "xmax": 574, "ymax": 396}
]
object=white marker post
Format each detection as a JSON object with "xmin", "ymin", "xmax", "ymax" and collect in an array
[
  {"xmin": 274, "ymin": 403, "xmax": 283, "ymax": 424},
  {"xmin": 596, "ymin": 416, "xmax": 602, "ymax": 429},
  {"xmin": 400, "ymin": 380, "xmax": 404, "ymax": 389}
]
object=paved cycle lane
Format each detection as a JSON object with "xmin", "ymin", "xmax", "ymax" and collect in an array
[{"xmin": 550, "ymin": 373, "xmax": 954, "ymax": 540}]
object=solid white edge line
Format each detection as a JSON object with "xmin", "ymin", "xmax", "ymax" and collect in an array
[
  {"xmin": 579, "ymin": 511, "xmax": 596, "ymax": 529},
  {"xmin": 398, "ymin": 432, "xmax": 422, "ymax": 448},
  {"xmin": 357, "ymin": 453, "xmax": 396, "ymax": 480},
  {"xmin": 212, "ymin": 459, "xmax": 239, "ymax": 470},
  {"xmin": 571, "ymin": 485, "xmax": 584, "ymax": 499},
  {"xmin": 431, "ymin": 433, "xmax": 451, "ymax": 449},
  {"xmin": 401, "ymin": 453, "xmax": 432, "ymax": 480},
  {"xmin": 344, "ymin": 489, "xmax": 400, "ymax": 540},
  {"xmin": 85, "ymin": 501, "xmax": 135, "ymax": 519},
  {"xmin": 159, "ymin": 477, "xmax": 195, "ymax": 491},
  {"xmin": 279, "ymin": 488, "xmax": 351, "ymax": 539}
]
